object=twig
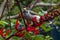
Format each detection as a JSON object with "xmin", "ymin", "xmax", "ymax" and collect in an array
[
  {"xmin": 2, "ymin": 14, "xmax": 18, "ymax": 20},
  {"xmin": 29, "ymin": 0, "xmax": 39, "ymax": 10},
  {"xmin": 0, "ymin": 0, "xmax": 8, "ymax": 20},
  {"xmin": 35, "ymin": 2, "xmax": 59, "ymax": 7}
]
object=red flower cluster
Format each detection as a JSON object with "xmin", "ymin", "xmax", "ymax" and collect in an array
[
  {"xmin": 0, "ymin": 28, "xmax": 4, "ymax": 36},
  {"xmin": 31, "ymin": 11, "xmax": 59, "ymax": 27},
  {"xmin": 14, "ymin": 11, "xmax": 59, "ymax": 37},
  {"xmin": 26, "ymin": 26, "xmax": 39, "ymax": 35},
  {"xmin": 4, "ymin": 29, "xmax": 10, "ymax": 36},
  {"xmin": 31, "ymin": 16, "xmax": 44, "ymax": 27},
  {"xmin": 0, "ymin": 28, "xmax": 10, "ymax": 37}
]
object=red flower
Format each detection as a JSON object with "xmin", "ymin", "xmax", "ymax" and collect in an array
[
  {"xmin": 32, "ymin": 21, "xmax": 44, "ymax": 27},
  {"xmin": 14, "ymin": 31, "xmax": 25, "ymax": 37},
  {"xmin": 27, "ymin": 27, "xmax": 32, "ymax": 32},
  {"xmin": 34, "ymin": 29, "xmax": 39, "ymax": 35},
  {"xmin": 44, "ymin": 13, "xmax": 49, "ymax": 19},
  {"xmin": 31, "ymin": 27, "xmax": 35, "ymax": 31},
  {"xmin": 15, "ymin": 19, "xmax": 19, "ymax": 30},
  {"xmin": 40, "ymin": 16, "xmax": 45, "ymax": 22},
  {"xmin": 0, "ymin": 28, "xmax": 4, "ymax": 36},
  {"xmin": 33, "ymin": 22, "xmax": 39, "ymax": 27},
  {"xmin": 4, "ymin": 29, "xmax": 10, "ymax": 36},
  {"xmin": 44, "ymin": 13, "xmax": 49, "ymax": 17},
  {"xmin": 32, "ymin": 17, "xmax": 36, "ymax": 22}
]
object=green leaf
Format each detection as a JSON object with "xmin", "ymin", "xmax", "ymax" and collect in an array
[
  {"xmin": 38, "ymin": 12, "xmax": 44, "ymax": 16},
  {"xmin": 24, "ymin": 32, "xmax": 31, "ymax": 39},
  {"xmin": 10, "ymin": 36, "xmax": 20, "ymax": 40},
  {"xmin": 45, "ymin": 35, "xmax": 53, "ymax": 40},
  {"xmin": 41, "ymin": 22, "xmax": 52, "ymax": 32},
  {"xmin": 0, "ymin": 21, "xmax": 5, "ymax": 27},
  {"xmin": 32, "ymin": 35, "xmax": 44, "ymax": 40},
  {"xmin": 0, "ymin": 36, "xmax": 4, "ymax": 40}
]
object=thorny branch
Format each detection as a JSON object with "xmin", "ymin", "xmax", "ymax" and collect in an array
[{"xmin": 2, "ymin": 10, "xmax": 37, "ymax": 20}]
